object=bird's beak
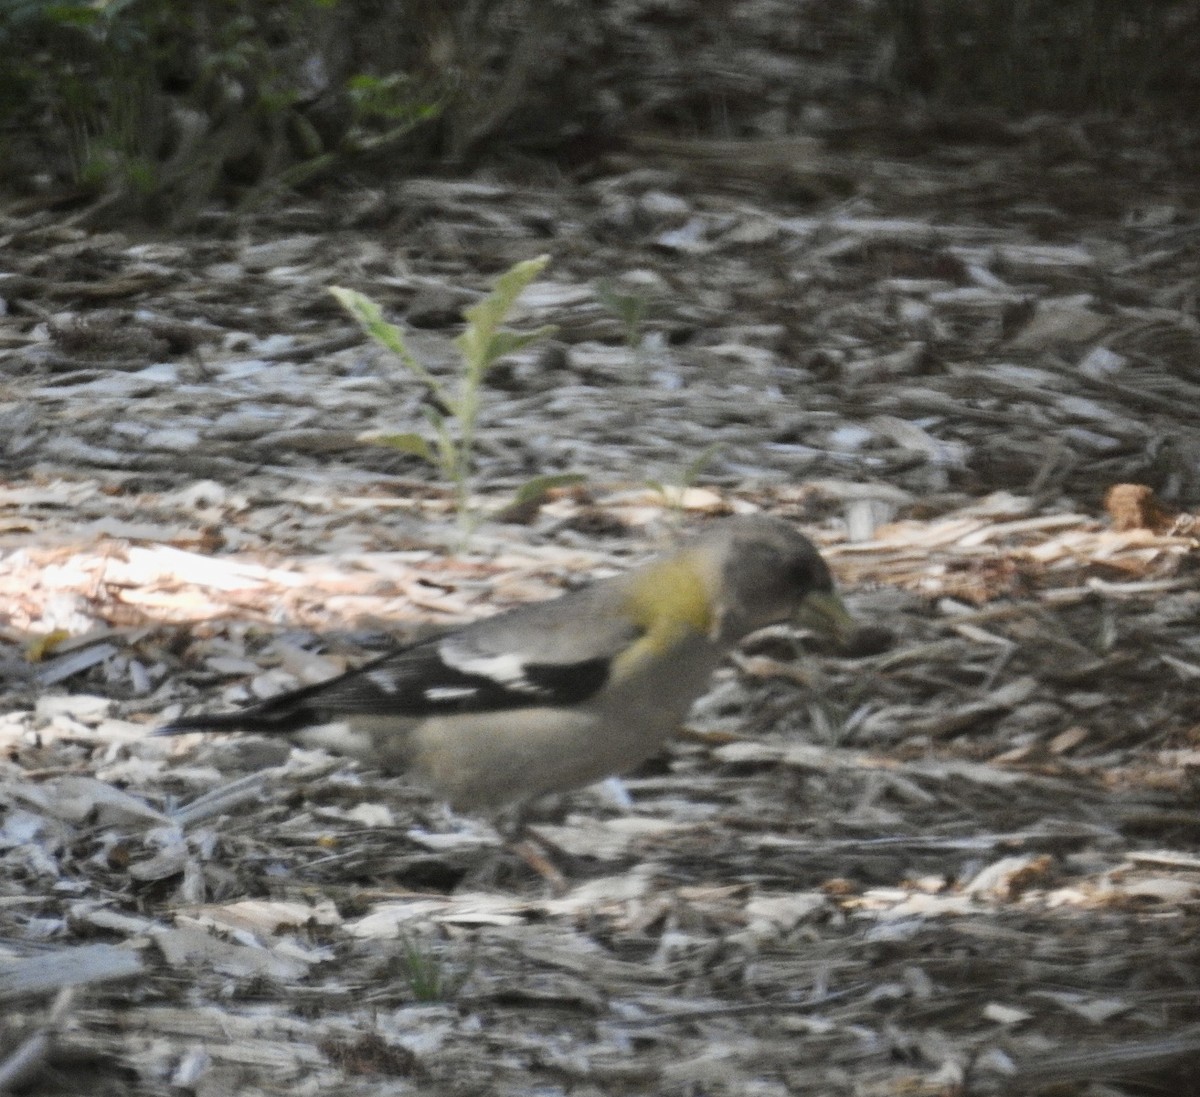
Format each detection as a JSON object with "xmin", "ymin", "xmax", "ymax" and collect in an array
[{"xmin": 794, "ymin": 590, "xmax": 856, "ymax": 645}]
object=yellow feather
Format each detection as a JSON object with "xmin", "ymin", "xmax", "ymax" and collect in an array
[{"xmin": 613, "ymin": 554, "xmax": 713, "ymax": 676}]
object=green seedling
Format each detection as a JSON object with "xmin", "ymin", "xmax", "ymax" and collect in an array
[
  {"xmin": 646, "ymin": 443, "xmax": 723, "ymax": 517},
  {"xmin": 594, "ymin": 277, "xmax": 652, "ymax": 351},
  {"xmin": 396, "ymin": 933, "xmax": 471, "ymax": 1002},
  {"xmin": 332, "ymin": 255, "xmax": 559, "ymax": 537}
]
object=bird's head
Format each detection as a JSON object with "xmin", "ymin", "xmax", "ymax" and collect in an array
[{"xmin": 702, "ymin": 515, "xmax": 855, "ymax": 645}]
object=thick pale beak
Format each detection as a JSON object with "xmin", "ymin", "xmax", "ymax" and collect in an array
[{"xmin": 794, "ymin": 590, "xmax": 856, "ymax": 645}]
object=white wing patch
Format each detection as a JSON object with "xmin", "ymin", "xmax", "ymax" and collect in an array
[
  {"xmin": 424, "ymin": 685, "xmax": 480, "ymax": 703},
  {"xmin": 366, "ymin": 668, "xmax": 403, "ymax": 694},
  {"xmin": 439, "ymin": 639, "xmax": 546, "ymax": 695}
]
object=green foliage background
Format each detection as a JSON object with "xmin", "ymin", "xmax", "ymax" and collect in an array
[{"xmin": 1, "ymin": 0, "xmax": 1197, "ymax": 220}]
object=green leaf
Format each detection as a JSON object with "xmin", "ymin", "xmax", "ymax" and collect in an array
[
  {"xmin": 595, "ymin": 277, "xmax": 654, "ymax": 347},
  {"xmin": 330, "ymin": 285, "xmax": 406, "ymax": 357},
  {"xmin": 360, "ymin": 431, "xmax": 435, "ymax": 463},
  {"xmin": 595, "ymin": 279, "xmax": 649, "ymax": 326},
  {"xmin": 510, "ymin": 472, "xmax": 586, "ymax": 506},
  {"xmin": 681, "ymin": 442, "xmax": 723, "ymax": 485},
  {"xmin": 329, "ymin": 285, "xmax": 444, "ymax": 397},
  {"xmin": 457, "ymin": 255, "xmax": 549, "ymax": 368},
  {"xmin": 42, "ymin": 5, "xmax": 100, "ymax": 28},
  {"xmin": 421, "ymin": 407, "xmax": 458, "ymax": 472},
  {"xmin": 456, "ymin": 324, "xmax": 558, "ymax": 371}
]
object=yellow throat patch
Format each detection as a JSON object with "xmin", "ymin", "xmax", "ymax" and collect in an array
[{"xmin": 616, "ymin": 552, "xmax": 714, "ymax": 671}]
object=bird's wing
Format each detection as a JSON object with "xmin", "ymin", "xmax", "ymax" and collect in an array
[{"xmin": 158, "ymin": 586, "xmax": 644, "ymax": 735}]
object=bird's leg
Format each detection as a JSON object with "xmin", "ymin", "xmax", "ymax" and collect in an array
[
  {"xmin": 498, "ymin": 798, "xmax": 570, "ymax": 892},
  {"xmin": 450, "ymin": 798, "xmax": 568, "ymax": 894},
  {"xmin": 508, "ymin": 836, "xmax": 568, "ymax": 893}
]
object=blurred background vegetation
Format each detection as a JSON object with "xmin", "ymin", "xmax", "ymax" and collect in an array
[{"xmin": 1, "ymin": 0, "xmax": 1197, "ymax": 223}]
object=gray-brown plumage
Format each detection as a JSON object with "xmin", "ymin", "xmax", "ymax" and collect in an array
[{"xmin": 158, "ymin": 516, "xmax": 852, "ymax": 811}]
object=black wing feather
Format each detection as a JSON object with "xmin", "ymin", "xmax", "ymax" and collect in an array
[{"xmin": 157, "ymin": 630, "xmax": 614, "ymax": 737}]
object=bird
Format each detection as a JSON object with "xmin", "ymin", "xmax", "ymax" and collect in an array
[{"xmin": 156, "ymin": 515, "xmax": 853, "ymax": 813}]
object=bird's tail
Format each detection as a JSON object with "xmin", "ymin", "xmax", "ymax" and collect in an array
[{"xmin": 155, "ymin": 684, "xmax": 328, "ymax": 737}]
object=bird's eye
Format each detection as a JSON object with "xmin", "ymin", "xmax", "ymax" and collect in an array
[
  {"xmin": 789, "ymin": 554, "xmax": 832, "ymax": 593},
  {"xmin": 787, "ymin": 561, "xmax": 810, "ymax": 588}
]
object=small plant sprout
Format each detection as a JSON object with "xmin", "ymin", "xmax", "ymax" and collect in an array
[
  {"xmin": 331, "ymin": 255, "xmax": 558, "ymax": 536},
  {"xmin": 646, "ymin": 443, "xmax": 724, "ymax": 517},
  {"xmin": 396, "ymin": 933, "xmax": 471, "ymax": 1002},
  {"xmin": 594, "ymin": 276, "xmax": 652, "ymax": 352}
]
